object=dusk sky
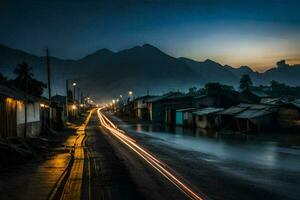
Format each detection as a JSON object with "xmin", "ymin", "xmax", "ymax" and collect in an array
[{"xmin": 1, "ymin": 0, "xmax": 300, "ymax": 72}]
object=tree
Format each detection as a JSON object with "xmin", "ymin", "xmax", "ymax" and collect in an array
[
  {"xmin": 188, "ymin": 87, "xmax": 197, "ymax": 95},
  {"xmin": 13, "ymin": 62, "xmax": 46, "ymax": 97},
  {"xmin": 204, "ymin": 82, "xmax": 233, "ymax": 95},
  {"xmin": 239, "ymin": 74, "xmax": 252, "ymax": 90},
  {"xmin": 205, "ymin": 83, "xmax": 222, "ymax": 94}
]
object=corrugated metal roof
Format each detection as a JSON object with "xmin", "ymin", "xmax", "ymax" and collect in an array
[
  {"xmin": 291, "ymin": 99, "xmax": 300, "ymax": 108},
  {"xmin": 261, "ymin": 97, "xmax": 289, "ymax": 105},
  {"xmin": 220, "ymin": 103, "xmax": 276, "ymax": 119},
  {"xmin": 219, "ymin": 104, "xmax": 249, "ymax": 115},
  {"xmin": 176, "ymin": 108, "xmax": 197, "ymax": 112},
  {"xmin": 0, "ymin": 83, "xmax": 40, "ymax": 102},
  {"xmin": 193, "ymin": 107, "xmax": 224, "ymax": 116},
  {"xmin": 193, "ymin": 95, "xmax": 207, "ymax": 99},
  {"xmin": 235, "ymin": 109, "xmax": 274, "ymax": 119},
  {"xmin": 242, "ymin": 87, "xmax": 270, "ymax": 98},
  {"xmin": 147, "ymin": 92, "xmax": 190, "ymax": 103},
  {"xmin": 147, "ymin": 93, "xmax": 178, "ymax": 103},
  {"xmin": 251, "ymin": 90, "xmax": 269, "ymax": 98}
]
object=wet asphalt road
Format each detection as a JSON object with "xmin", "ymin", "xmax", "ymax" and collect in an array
[
  {"xmin": 107, "ymin": 113, "xmax": 300, "ymax": 200},
  {"xmin": 0, "ymin": 112, "xmax": 189, "ymax": 200}
]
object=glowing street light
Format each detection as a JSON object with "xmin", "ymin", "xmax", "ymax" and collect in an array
[
  {"xmin": 128, "ymin": 91, "xmax": 133, "ymax": 96},
  {"xmin": 72, "ymin": 82, "xmax": 77, "ymax": 102}
]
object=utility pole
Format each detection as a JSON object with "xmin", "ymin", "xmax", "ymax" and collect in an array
[
  {"xmin": 24, "ymin": 76, "xmax": 28, "ymax": 138},
  {"xmin": 46, "ymin": 48, "xmax": 52, "ymax": 129},
  {"xmin": 66, "ymin": 80, "xmax": 69, "ymax": 120},
  {"xmin": 77, "ymin": 87, "xmax": 80, "ymax": 113},
  {"xmin": 77, "ymin": 88, "xmax": 80, "ymax": 103}
]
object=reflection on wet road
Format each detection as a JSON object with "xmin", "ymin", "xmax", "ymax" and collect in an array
[{"xmin": 109, "ymin": 115, "xmax": 300, "ymax": 200}]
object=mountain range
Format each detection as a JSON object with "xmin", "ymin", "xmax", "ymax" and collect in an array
[{"xmin": 0, "ymin": 43, "xmax": 300, "ymax": 101}]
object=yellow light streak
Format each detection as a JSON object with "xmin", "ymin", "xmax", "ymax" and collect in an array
[{"xmin": 97, "ymin": 108, "xmax": 207, "ymax": 200}]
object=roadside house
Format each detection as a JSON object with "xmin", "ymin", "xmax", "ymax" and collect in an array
[
  {"xmin": 219, "ymin": 104, "xmax": 278, "ymax": 132},
  {"xmin": 175, "ymin": 108, "xmax": 197, "ymax": 127},
  {"xmin": 147, "ymin": 92, "xmax": 194, "ymax": 123},
  {"xmin": 51, "ymin": 95, "xmax": 67, "ymax": 130},
  {"xmin": 0, "ymin": 83, "xmax": 42, "ymax": 138},
  {"xmin": 193, "ymin": 107, "xmax": 224, "ymax": 129},
  {"xmin": 133, "ymin": 95, "xmax": 156, "ymax": 120},
  {"xmin": 240, "ymin": 87, "xmax": 270, "ymax": 104},
  {"xmin": 192, "ymin": 91, "xmax": 239, "ymax": 109},
  {"xmin": 277, "ymin": 100, "xmax": 300, "ymax": 128}
]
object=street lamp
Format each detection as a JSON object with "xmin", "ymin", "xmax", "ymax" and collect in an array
[
  {"xmin": 128, "ymin": 91, "xmax": 133, "ymax": 96},
  {"xmin": 72, "ymin": 82, "xmax": 77, "ymax": 102}
]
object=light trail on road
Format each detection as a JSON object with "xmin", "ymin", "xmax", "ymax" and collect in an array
[{"xmin": 97, "ymin": 108, "xmax": 209, "ymax": 200}]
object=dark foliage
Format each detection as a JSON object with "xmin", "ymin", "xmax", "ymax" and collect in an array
[
  {"xmin": 239, "ymin": 74, "xmax": 253, "ymax": 90},
  {"xmin": 12, "ymin": 62, "xmax": 46, "ymax": 97},
  {"xmin": 205, "ymin": 82, "xmax": 234, "ymax": 95},
  {"xmin": 268, "ymin": 80, "xmax": 300, "ymax": 98}
]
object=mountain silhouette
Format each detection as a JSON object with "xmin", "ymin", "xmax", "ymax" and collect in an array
[{"xmin": 1, "ymin": 43, "xmax": 300, "ymax": 101}]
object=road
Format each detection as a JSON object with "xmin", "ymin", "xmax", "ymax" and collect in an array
[
  {"xmin": 2, "ymin": 108, "xmax": 298, "ymax": 200},
  {"xmin": 106, "ymin": 112, "xmax": 300, "ymax": 200},
  {"xmin": 0, "ymin": 109, "xmax": 195, "ymax": 200},
  {"xmin": 56, "ymin": 109, "xmax": 197, "ymax": 200}
]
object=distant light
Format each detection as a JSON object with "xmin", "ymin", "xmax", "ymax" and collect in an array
[
  {"xmin": 80, "ymin": 104, "xmax": 84, "ymax": 107},
  {"xmin": 112, "ymin": 99, "xmax": 116, "ymax": 104},
  {"xmin": 129, "ymin": 91, "xmax": 133, "ymax": 96},
  {"xmin": 116, "ymin": 98, "xmax": 119, "ymax": 102},
  {"xmin": 72, "ymin": 82, "xmax": 77, "ymax": 86},
  {"xmin": 72, "ymin": 105, "xmax": 77, "ymax": 110},
  {"xmin": 120, "ymin": 95, "xmax": 123, "ymax": 98},
  {"xmin": 40, "ymin": 103, "xmax": 45, "ymax": 108}
]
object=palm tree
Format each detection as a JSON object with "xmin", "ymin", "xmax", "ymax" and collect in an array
[
  {"xmin": 13, "ymin": 62, "xmax": 33, "ymax": 138},
  {"xmin": 14, "ymin": 62, "xmax": 33, "ymax": 81}
]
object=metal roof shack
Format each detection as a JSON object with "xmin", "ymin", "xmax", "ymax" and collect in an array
[
  {"xmin": 193, "ymin": 107, "xmax": 224, "ymax": 129},
  {"xmin": 277, "ymin": 99, "xmax": 300, "ymax": 128},
  {"xmin": 176, "ymin": 108, "xmax": 197, "ymax": 112},
  {"xmin": 193, "ymin": 107, "xmax": 224, "ymax": 116},
  {"xmin": 260, "ymin": 97, "xmax": 288, "ymax": 105},
  {"xmin": 219, "ymin": 104, "xmax": 278, "ymax": 132},
  {"xmin": 290, "ymin": 99, "xmax": 300, "ymax": 109}
]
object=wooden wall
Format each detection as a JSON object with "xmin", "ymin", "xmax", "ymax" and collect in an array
[{"xmin": 0, "ymin": 96, "xmax": 17, "ymax": 138}]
